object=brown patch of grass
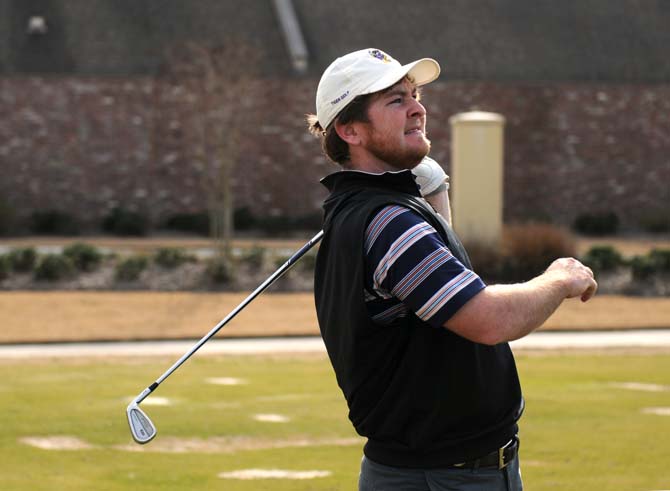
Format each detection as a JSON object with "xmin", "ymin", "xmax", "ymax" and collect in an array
[
  {"xmin": 0, "ymin": 291, "xmax": 319, "ymax": 343},
  {"xmin": 0, "ymin": 292, "xmax": 668, "ymax": 344},
  {"xmin": 540, "ymin": 295, "xmax": 670, "ymax": 331}
]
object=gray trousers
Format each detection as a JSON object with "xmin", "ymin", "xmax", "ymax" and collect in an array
[{"xmin": 358, "ymin": 455, "xmax": 523, "ymax": 491}]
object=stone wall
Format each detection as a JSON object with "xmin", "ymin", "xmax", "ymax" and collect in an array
[{"xmin": 1, "ymin": 75, "xmax": 668, "ymax": 232}]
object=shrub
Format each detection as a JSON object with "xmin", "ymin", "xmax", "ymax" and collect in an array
[
  {"xmin": 639, "ymin": 210, "xmax": 670, "ymax": 234},
  {"xmin": 115, "ymin": 256, "xmax": 148, "ymax": 281},
  {"xmin": 30, "ymin": 210, "xmax": 80, "ymax": 235},
  {"xmin": 581, "ymin": 245, "xmax": 624, "ymax": 272},
  {"xmin": 7, "ymin": 247, "xmax": 37, "ymax": 272},
  {"xmin": 462, "ymin": 241, "xmax": 505, "ymax": 282},
  {"xmin": 62, "ymin": 243, "xmax": 102, "ymax": 272},
  {"xmin": 153, "ymin": 248, "xmax": 190, "ymax": 269},
  {"xmin": 234, "ymin": 207, "xmax": 257, "ymax": 231},
  {"xmin": 102, "ymin": 207, "xmax": 148, "ymax": 236},
  {"xmin": 649, "ymin": 248, "xmax": 670, "ymax": 272},
  {"xmin": 0, "ymin": 255, "xmax": 10, "ymax": 279},
  {"xmin": 240, "ymin": 246, "xmax": 265, "ymax": 270},
  {"xmin": 299, "ymin": 251, "xmax": 317, "ymax": 272},
  {"xmin": 500, "ymin": 223, "xmax": 577, "ymax": 282},
  {"xmin": 34, "ymin": 254, "xmax": 75, "ymax": 281},
  {"xmin": 0, "ymin": 198, "xmax": 16, "ymax": 236},
  {"xmin": 256, "ymin": 212, "xmax": 323, "ymax": 236},
  {"xmin": 206, "ymin": 258, "xmax": 233, "ymax": 284},
  {"xmin": 274, "ymin": 254, "xmax": 291, "ymax": 269},
  {"xmin": 164, "ymin": 212, "xmax": 210, "ymax": 236},
  {"xmin": 630, "ymin": 255, "xmax": 656, "ymax": 281},
  {"xmin": 573, "ymin": 212, "xmax": 619, "ymax": 236}
]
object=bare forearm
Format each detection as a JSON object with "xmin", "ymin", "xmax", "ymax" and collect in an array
[
  {"xmin": 475, "ymin": 275, "xmax": 568, "ymax": 343},
  {"xmin": 445, "ymin": 259, "xmax": 596, "ymax": 345}
]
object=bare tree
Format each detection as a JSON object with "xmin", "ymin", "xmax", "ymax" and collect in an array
[{"xmin": 164, "ymin": 40, "xmax": 259, "ymax": 271}]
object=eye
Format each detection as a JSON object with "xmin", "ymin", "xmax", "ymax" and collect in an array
[{"xmin": 388, "ymin": 97, "xmax": 402, "ymax": 105}]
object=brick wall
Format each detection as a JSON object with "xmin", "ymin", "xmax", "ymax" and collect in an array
[{"xmin": 1, "ymin": 76, "xmax": 668, "ymax": 232}]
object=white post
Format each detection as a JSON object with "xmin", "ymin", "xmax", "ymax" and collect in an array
[{"xmin": 449, "ymin": 111, "xmax": 505, "ymax": 246}]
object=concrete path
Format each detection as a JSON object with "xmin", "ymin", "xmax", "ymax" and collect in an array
[{"xmin": 1, "ymin": 329, "xmax": 670, "ymax": 359}]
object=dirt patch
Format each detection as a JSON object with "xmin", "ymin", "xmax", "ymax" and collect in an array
[
  {"xmin": 641, "ymin": 407, "xmax": 670, "ymax": 416},
  {"xmin": 609, "ymin": 382, "xmax": 670, "ymax": 392},
  {"xmin": 253, "ymin": 414, "xmax": 290, "ymax": 423},
  {"xmin": 19, "ymin": 436, "xmax": 96, "ymax": 450},
  {"xmin": 114, "ymin": 435, "xmax": 363, "ymax": 454},
  {"xmin": 218, "ymin": 469, "xmax": 331, "ymax": 480},
  {"xmin": 206, "ymin": 377, "xmax": 248, "ymax": 386}
]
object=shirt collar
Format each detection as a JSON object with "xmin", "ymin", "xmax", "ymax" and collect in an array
[{"xmin": 320, "ymin": 169, "xmax": 422, "ymax": 197}]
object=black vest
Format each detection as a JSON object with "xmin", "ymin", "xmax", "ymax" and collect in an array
[{"xmin": 315, "ymin": 170, "xmax": 523, "ymax": 468}]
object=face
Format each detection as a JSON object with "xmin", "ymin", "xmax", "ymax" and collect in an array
[{"xmin": 356, "ymin": 79, "xmax": 431, "ymax": 171}]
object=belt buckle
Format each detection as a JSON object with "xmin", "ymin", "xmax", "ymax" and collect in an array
[{"xmin": 498, "ymin": 438, "xmax": 514, "ymax": 470}]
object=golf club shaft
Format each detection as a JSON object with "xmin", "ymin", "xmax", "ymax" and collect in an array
[{"xmin": 135, "ymin": 229, "xmax": 324, "ymax": 404}]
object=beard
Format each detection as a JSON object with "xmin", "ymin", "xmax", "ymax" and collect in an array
[{"xmin": 365, "ymin": 129, "xmax": 431, "ymax": 171}]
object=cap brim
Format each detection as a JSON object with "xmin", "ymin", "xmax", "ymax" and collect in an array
[{"xmin": 365, "ymin": 58, "xmax": 441, "ymax": 95}]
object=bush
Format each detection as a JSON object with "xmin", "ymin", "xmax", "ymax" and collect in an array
[
  {"xmin": 62, "ymin": 243, "xmax": 102, "ymax": 272},
  {"xmin": 581, "ymin": 245, "xmax": 624, "ymax": 272},
  {"xmin": 500, "ymin": 223, "xmax": 577, "ymax": 282},
  {"xmin": 206, "ymin": 258, "xmax": 233, "ymax": 284},
  {"xmin": 153, "ymin": 248, "xmax": 190, "ymax": 269},
  {"xmin": 468, "ymin": 223, "xmax": 576, "ymax": 283},
  {"xmin": 256, "ymin": 212, "xmax": 323, "ymax": 236},
  {"xmin": 115, "ymin": 256, "xmax": 148, "ymax": 281},
  {"xmin": 0, "ymin": 198, "xmax": 16, "ymax": 236},
  {"xmin": 649, "ymin": 248, "xmax": 670, "ymax": 272},
  {"xmin": 240, "ymin": 246, "xmax": 266, "ymax": 270},
  {"xmin": 630, "ymin": 255, "xmax": 656, "ymax": 281},
  {"xmin": 102, "ymin": 207, "xmax": 148, "ymax": 236},
  {"xmin": 7, "ymin": 247, "xmax": 37, "ymax": 272},
  {"xmin": 639, "ymin": 210, "xmax": 670, "ymax": 234},
  {"xmin": 30, "ymin": 210, "xmax": 80, "ymax": 235},
  {"xmin": 461, "ymin": 241, "xmax": 505, "ymax": 282},
  {"xmin": 573, "ymin": 212, "xmax": 619, "ymax": 236},
  {"xmin": 0, "ymin": 255, "xmax": 9, "ymax": 280},
  {"xmin": 34, "ymin": 254, "xmax": 75, "ymax": 281},
  {"xmin": 274, "ymin": 254, "xmax": 291, "ymax": 269},
  {"xmin": 234, "ymin": 207, "xmax": 257, "ymax": 231},
  {"xmin": 164, "ymin": 212, "xmax": 210, "ymax": 236},
  {"xmin": 299, "ymin": 251, "xmax": 317, "ymax": 272}
]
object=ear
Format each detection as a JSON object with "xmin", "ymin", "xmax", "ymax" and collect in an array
[{"xmin": 334, "ymin": 120, "xmax": 363, "ymax": 146}]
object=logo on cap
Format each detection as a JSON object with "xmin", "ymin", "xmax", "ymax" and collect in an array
[
  {"xmin": 330, "ymin": 90, "xmax": 350, "ymax": 106},
  {"xmin": 369, "ymin": 49, "xmax": 392, "ymax": 63}
]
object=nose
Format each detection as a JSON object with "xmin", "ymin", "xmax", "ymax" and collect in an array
[{"xmin": 408, "ymin": 98, "xmax": 426, "ymax": 119}]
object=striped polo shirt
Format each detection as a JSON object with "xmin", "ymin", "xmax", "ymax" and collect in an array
[{"xmin": 364, "ymin": 205, "xmax": 486, "ymax": 328}]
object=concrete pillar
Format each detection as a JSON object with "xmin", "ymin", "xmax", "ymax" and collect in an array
[{"xmin": 449, "ymin": 111, "xmax": 505, "ymax": 246}]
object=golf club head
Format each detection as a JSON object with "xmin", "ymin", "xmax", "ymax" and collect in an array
[{"xmin": 126, "ymin": 401, "xmax": 157, "ymax": 444}]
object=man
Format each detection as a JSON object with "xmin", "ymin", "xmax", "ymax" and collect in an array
[{"xmin": 307, "ymin": 48, "xmax": 597, "ymax": 491}]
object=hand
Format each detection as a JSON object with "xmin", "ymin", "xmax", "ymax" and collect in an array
[{"xmin": 545, "ymin": 257, "xmax": 598, "ymax": 302}]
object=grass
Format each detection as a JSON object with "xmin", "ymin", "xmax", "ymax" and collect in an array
[
  {"xmin": 0, "ymin": 292, "xmax": 669, "ymax": 344},
  {"xmin": 0, "ymin": 352, "xmax": 669, "ymax": 490}
]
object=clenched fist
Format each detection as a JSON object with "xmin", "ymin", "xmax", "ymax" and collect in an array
[{"xmin": 545, "ymin": 257, "xmax": 598, "ymax": 302}]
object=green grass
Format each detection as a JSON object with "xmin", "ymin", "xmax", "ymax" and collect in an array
[{"xmin": 0, "ymin": 352, "xmax": 669, "ymax": 490}]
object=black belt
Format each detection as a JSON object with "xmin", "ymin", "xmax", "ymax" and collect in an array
[{"xmin": 452, "ymin": 436, "xmax": 519, "ymax": 470}]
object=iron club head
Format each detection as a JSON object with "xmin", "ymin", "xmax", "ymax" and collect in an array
[{"xmin": 126, "ymin": 401, "xmax": 157, "ymax": 444}]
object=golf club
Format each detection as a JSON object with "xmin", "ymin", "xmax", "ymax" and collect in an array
[{"xmin": 126, "ymin": 229, "xmax": 324, "ymax": 444}]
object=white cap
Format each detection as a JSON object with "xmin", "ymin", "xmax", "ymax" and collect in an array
[
  {"xmin": 412, "ymin": 156, "xmax": 448, "ymax": 196},
  {"xmin": 316, "ymin": 48, "xmax": 440, "ymax": 129}
]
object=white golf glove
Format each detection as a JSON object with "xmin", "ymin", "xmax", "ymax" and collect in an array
[
  {"xmin": 412, "ymin": 156, "xmax": 449, "ymax": 198},
  {"xmin": 412, "ymin": 156, "xmax": 451, "ymax": 223}
]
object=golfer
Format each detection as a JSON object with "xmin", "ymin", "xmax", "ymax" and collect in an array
[{"xmin": 308, "ymin": 48, "xmax": 597, "ymax": 491}]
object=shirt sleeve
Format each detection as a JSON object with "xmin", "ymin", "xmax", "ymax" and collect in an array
[{"xmin": 364, "ymin": 205, "xmax": 486, "ymax": 328}]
